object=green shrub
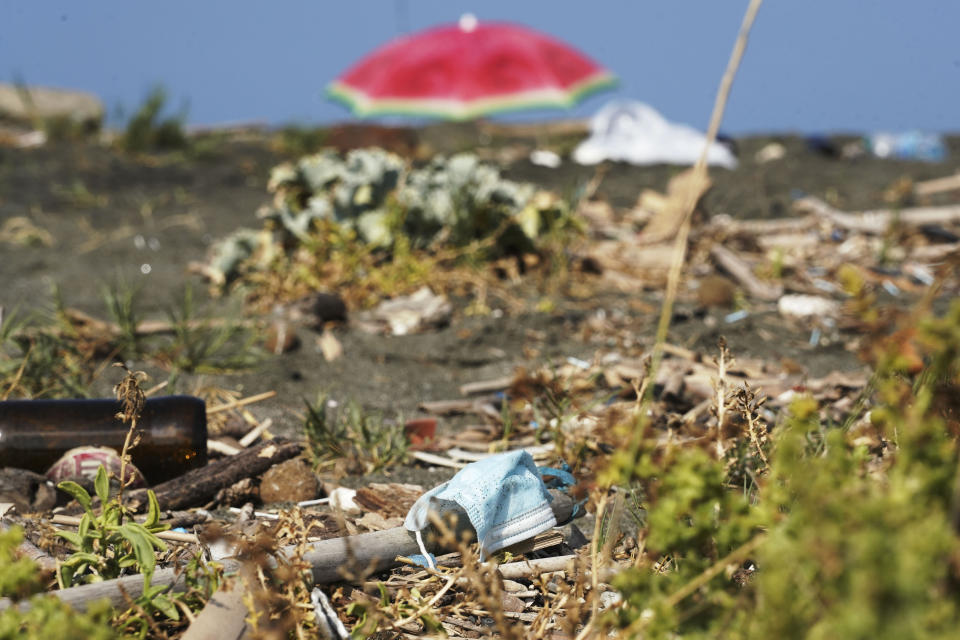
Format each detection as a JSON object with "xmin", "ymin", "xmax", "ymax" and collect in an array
[
  {"xmin": 606, "ymin": 300, "xmax": 960, "ymax": 638},
  {"xmin": 0, "ymin": 527, "xmax": 117, "ymax": 640}
]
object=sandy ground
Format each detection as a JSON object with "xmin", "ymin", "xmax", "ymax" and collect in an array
[{"xmin": 2, "ymin": 127, "xmax": 959, "ymax": 438}]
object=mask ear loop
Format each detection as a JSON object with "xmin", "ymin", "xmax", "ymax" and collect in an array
[{"xmin": 415, "ymin": 529, "xmax": 436, "ymax": 570}]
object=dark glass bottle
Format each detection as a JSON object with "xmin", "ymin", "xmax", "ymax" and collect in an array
[{"xmin": 0, "ymin": 396, "xmax": 207, "ymax": 484}]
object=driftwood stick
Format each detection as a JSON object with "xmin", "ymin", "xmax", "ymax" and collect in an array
[
  {"xmin": 459, "ymin": 376, "xmax": 515, "ymax": 396},
  {"xmin": 708, "ymin": 214, "xmax": 818, "ymax": 236},
  {"xmin": 206, "ymin": 391, "xmax": 278, "ymax": 415},
  {"xmin": 910, "ymin": 242, "xmax": 960, "ymax": 262},
  {"xmin": 795, "ymin": 196, "xmax": 960, "ymax": 234},
  {"xmin": 914, "ymin": 172, "xmax": 960, "ymax": 197},
  {"xmin": 418, "ymin": 398, "xmax": 485, "ymax": 415},
  {"xmin": 710, "ymin": 245, "xmax": 783, "ymax": 301},
  {"xmin": 126, "ymin": 439, "xmax": 302, "ymax": 512},
  {"xmin": 51, "ymin": 514, "xmax": 199, "ymax": 544}
]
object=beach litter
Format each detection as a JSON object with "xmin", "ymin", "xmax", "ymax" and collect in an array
[{"xmin": 573, "ymin": 100, "xmax": 739, "ymax": 168}]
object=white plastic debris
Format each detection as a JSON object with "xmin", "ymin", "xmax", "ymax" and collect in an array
[
  {"xmin": 724, "ymin": 309, "xmax": 749, "ymax": 324},
  {"xmin": 529, "ymin": 149, "xmax": 562, "ymax": 168},
  {"xmin": 573, "ymin": 101, "xmax": 738, "ymax": 169},
  {"xmin": 904, "ymin": 263, "xmax": 935, "ymax": 286},
  {"xmin": 371, "ymin": 286, "xmax": 453, "ymax": 335},
  {"xmin": 312, "ymin": 587, "xmax": 349, "ymax": 640},
  {"xmin": 328, "ymin": 487, "xmax": 363, "ymax": 516},
  {"xmin": 777, "ymin": 294, "xmax": 840, "ymax": 319}
]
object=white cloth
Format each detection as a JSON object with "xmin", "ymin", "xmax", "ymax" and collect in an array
[{"xmin": 573, "ymin": 100, "xmax": 738, "ymax": 169}]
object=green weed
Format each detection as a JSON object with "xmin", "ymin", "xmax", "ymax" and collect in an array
[
  {"xmin": 120, "ymin": 87, "xmax": 188, "ymax": 153},
  {"xmin": 51, "ymin": 180, "xmax": 109, "ymax": 209},
  {"xmin": 160, "ymin": 285, "xmax": 261, "ymax": 375},
  {"xmin": 101, "ymin": 281, "xmax": 142, "ymax": 359},
  {"xmin": 0, "ymin": 301, "xmax": 95, "ymax": 399},
  {"xmin": 303, "ymin": 394, "xmax": 408, "ymax": 474}
]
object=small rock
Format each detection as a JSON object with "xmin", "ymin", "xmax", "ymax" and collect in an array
[
  {"xmin": 502, "ymin": 579, "xmax": 526, "ymax": 593},
  {"xmin": 299, "ymin": 292, "xmax": 348, "ymax": 326},
  {"xmin": 0, "ymin": 83, "xmax": 104, "ymax": 128},
  {"xmin": 259, "ymin": 458, "xmax": 318, "ymax": 504},
  {"xmin": 0, "ymin": 468, "xmax": 57, "ymax": 513},
  {"xmin": 696, "ymin": 275, "xmax": 737, "ymax": 308},
  {"xmin": 501, "ymin": 593, "xmax": 526, "ymax": 613}
]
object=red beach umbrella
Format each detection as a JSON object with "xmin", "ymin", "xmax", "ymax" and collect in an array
[{"xmin": 327, "ymin": 14, "xmax": 616, "ymax": 120}]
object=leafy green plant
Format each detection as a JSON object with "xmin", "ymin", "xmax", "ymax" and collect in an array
[
  {"xmin": 0, "ymin": 595, "xmax": 117, "ymax": 640},
  {"xmin": 55, "ymin": 464, "xmax": 188, "ymax": 631},
  {"xmin": 0, "ymin": 528, "xmax": 44, "ymax": 600},
  {"xmin": 51, "ymin": 180, "xmax": 109, "ymax": 209},
  {"xmin": 303, "ymin": 394, "xmax": 408, "ymax": 474},
  {"xmin": 0, "ymin": 300, "xmax": 95, "ymax": 399},
  {"xmin": 55, "ymin": 467, "xmax": 168, "ymax": 588}
]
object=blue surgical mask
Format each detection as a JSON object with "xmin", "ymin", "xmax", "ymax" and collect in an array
[{"xmin": 404, "ymin": 450, "xmax": 556, "ymax": 564}]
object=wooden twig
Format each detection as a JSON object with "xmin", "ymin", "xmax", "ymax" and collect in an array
[
  {"xmin": 708, "ymin": 214, "xmax": 818, "ymax": 236},
  {"xmin": 238, "ymin": 418, "xmax": 273, "ymax": 448},
  {"xmin": 710, "ymin": 245, "xmax": 783, "ymax": 301},
  {"xmin": 914, "ymin": 172, "xmax": 960, "ymax": 197},
  {"xmin": 124, "ymin": 439, "xmax": 302, "ymax": 512},
  {"xmin": 206, "ymin": 391, "xmax": 277, "ymax": 415},
  {"xmin": 207, "ymin": 439, "xmax": 242, "ymax": 456},
  {"xmin": 795, "ymin": 195, "xmax": 960, "ymax": 234},
  {"xmin": 646, "ymin": 0, "xmax": 765, "ymax": 393},
  {"xmin": 459, "ymin": 376, "xmax": 514, "ymax": 396},
  {"xmin": 624, "ymin": 533, "xmax": 766, "ymax": 635},
  {"xmin": 663, "ymin": 534, "xmax": 766, "ymax": 608},
  {"xmin": 910, "ymin": 243, "xmax": 960, "ymax": 262},
  {"xmin": 51, "ymin": 514, "xmax": 200, "ymax": 544},
  {"xmin": 409, "ymin": 450, "xmax": 467, "ymax": 469},
  {"xmin": 418, "ymin": 398, "xmax": 488, "ymax": 415}
]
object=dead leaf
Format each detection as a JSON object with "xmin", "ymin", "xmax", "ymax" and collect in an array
[
  {"xmin": 638, "ymin": 168, "xmax": 712, "ymax": 244},
  {"xmin": 355, "ymin": 511, "xmax": 404, "ymax": 532},
  {"xmin": 257, "ymin": 444, "xmax": 277, "ymax": 458}
]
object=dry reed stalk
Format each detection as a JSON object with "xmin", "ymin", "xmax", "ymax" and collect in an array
[
  {"xmin": 113, "ymin": 363, "xmax": 147, "ymax": 501},
  {"xmin": 646, "ymin": 0, "xmax": 765, "ymax": 398}
]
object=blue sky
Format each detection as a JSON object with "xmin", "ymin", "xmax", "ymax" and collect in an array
[{"xmin": 1, "ymin": 1, "xmax": 957, "ymax": 134}]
